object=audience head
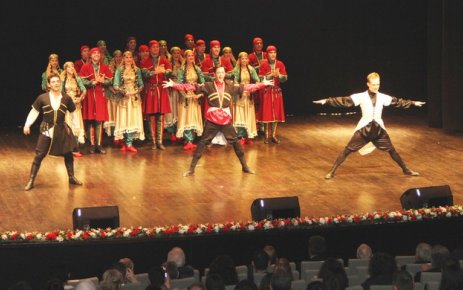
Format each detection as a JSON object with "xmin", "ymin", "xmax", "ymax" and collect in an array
[
  {"xmin": 259, "ymin": 273, "xmax": 273, "ymax": 290},
  {"xmin": 253, "ymin": 249, "xmax": 270, "ymax": 271},
  {"xmin": 119, "ymin": 258, "xmax": 135, "ymax": 271},
  {"xmin": 263, "ymin": 245, "xmax": 278, "ymax": 265},
  {"xmin": 188, "ymin": 282, "xmax": 206, "ymax": 290},
  {"xmin": 368, "ymin": 252, "xmax": 397, "ymax": 277},
  {"xmin": 317, "ymin": 258, "xmax": 347, "ymax": 290},
  {"xmin": 109, "ymin": 262, "xmax": 128, "ymax": 283},
  {"xmin": 392, "ymin": 270, "xmax": 413, "ymax": 290},
  {"xmin": 308, "ymin": 235, "xmax": 326, "ymax": 258},
  {"xmin": 235, "ymin": 280, "xmax": 258, "ymax": 290},
  {"xmin": 100, "ymin": 269, "xmax": 123, "ymax": 290},
  {"xmin": 306, "ymin": 281, "xmax": 328, "ymax": 290},
  {"xmin": 168, "ymin": 247, "xmax": 187, "ymax": 267},
  {"xmin": 209, "ymin": 255, "xmax": 238, "ymax": 285},
  {"xmin": 440, "ymin": 256, "xmax": 463, "ymax": 290},
  {"xmin": 275, "ymin": 258, "xmax": 294, "ymax": 280},
  {"xmin": 415, "ymin": 243, "xmax": 432, "ymax": 263},
  {"xmin": 270, "ymin": 268, "xmax": 292, "ymax": 290},
  {"xmin": 148, "ymin": 266, "xmax": 166, "ymax": 289},
  {"xmin": 75, "ymin": 280, "xmax": 97, "ymax": 290},
  {"xmin": 356, "ymin": 243, "xmax": 373, "ymax": 259},
  {"xmin": 165, "ymin": 261, "xmax": 179, "ymax": 279},
  {"xmin": 431, "ymin": 244, "xmax": 450, "ymax": 269},
  {"xmin": 206, "ymin": 273, "xmax": 225, "ymax": 290}
]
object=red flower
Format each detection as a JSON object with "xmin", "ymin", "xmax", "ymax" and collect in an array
[
  {"xmin": 82, "ymin": 232, "xmax": 90, "ymax": 240},
  {"xmin": 66, "ymin": 232, "xmax": 73, "ymax": 239},
  {"xmin": 131, "ymin": 229, "xmax": 139, "ymax": 237},
  {"xmin": 100, "ymin": 231, "xmax": 106, "ymax": 238},
  {"xmin": 26, "ymin": 234, "xmax": 35, "ymax": 240},
  {"xmin": 45, "ymin": 232, "xmax": 57, "ymax": 240}
]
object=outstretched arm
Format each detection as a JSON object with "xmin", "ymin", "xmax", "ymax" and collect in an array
[
  {"xmin": 390, "ymin": 97, "xmax": 426, "ymax": 108},
  {"xmin": 313, "ymin": 96, "xmax": 354, "ymax": 108},
  {"xmin": 162, "ymin": 79, "xmax": 196, "ymax": 91}
]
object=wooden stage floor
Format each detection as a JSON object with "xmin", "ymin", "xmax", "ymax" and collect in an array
[{"xmin": 1, "ymin": 114, "xmax": 462, "ymax": 232}]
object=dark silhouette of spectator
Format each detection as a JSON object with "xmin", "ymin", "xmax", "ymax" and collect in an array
[
  {"xmin": 167, "ymin": 247, "xmax": 195, "ymax": 278},
  {"xmin": 206, "ymin": 273, "xmax": 225, "ymax": 290},
  {"xmin": 188, "ymin": 282, "xmax": 206, "ymax": 290},
  {"xmin": 392, "ymin": 270, "xmax": 413, "ymax": 290},
  {"xmin": 235, "ymin": 280, "xmax": 258, "ymax": 290},
  {"xmin": 165, "ymin": 261, "xmax": 179, "ymax": 280},
  {"xmin": 146, "ymin": 266, "xmax": 170, "ymax": 290},
  {"xmin": 248, "ymin": 249, "xmax": 271, "ymax": 283},
  {"xmin": 119, "ymin": 257, "xmax": 139, "ymax": 284},
  {"xmin": 361, "ymin": 252, "xmax": 397, "ymax": 290},
  {"xmin": 308, "ymin": 236, "xmax": 327, "ymax": 261},
  {"xmin": 209, "ymin": 255, "xmax": 239, "ymax": 285},
  {"xmin": 415, "ymin": 244, "xmax": 450, "ymax": 282},
  {"xmin": 264, "ymin": 245, "xmax": 278, "ymax": 265},
  {"xmin": 275, "ymin": 258, "xmax": 294, "ymax": 281},
  {"xmin": 306, "ymin": 281, "xmax": 328, "ymax": 290},
  {"xmin": 415, "ymin": 243, "xmax": 432, "ymax": 263},
  {"xmin": 439, "ymin": 257, "xmax": 463, "ymax": 290},
  {"xmin": 270, "ymin": 268, "xmax": 292, "ymax": 290},
  {"xmin": 317, "ymin": 258, "xmax": 348, "ymax": 290},
  {"xmin": 100, "ymin": 269, "xmax": 123, "ymax": 290},
  {"xmin": 259, "ymin": 273, "xmax": 273, "ymax": 290}
]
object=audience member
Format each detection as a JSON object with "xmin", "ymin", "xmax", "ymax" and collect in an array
[
  {"xmin": 270, "ymin": 268, "xmax": 292, "ymax": 290},
  {"xmin": 415, "ymin": 243, "xmax": 432, "ymax": 264},
  {"xmin": 119, "ymin": 257, "xmax": 139, "ymax": 283},
  {"xmin": 356, "ymin": 244, "xmax": 373, "ymax": 259},
  {"xmin": 392, "ymin": 270, "xmax": 413, "ymax": 290},
  {"xmin": 206, "ymin": 273, "xmax": 225, "ymax": 290},
  {"xmin": 167, "ymin": 247, "xmax": 195, "ymax": 278},
  {"xmin": 235, "ymin": 280, "xmax": 258, "ymax": 290},
  {"xmin": 308, "ymin": 236, "xmax": 327, "ymax": 261},
  {"xmin": 188, "ymin": 282, "xmax": 206, "ymax": 290},
  {"xmin": 306, "ymin": 281, "xmax": 328, "ymax": 290},
  {"xmin": 259, "ymin": 273, "xmax": 273, "ymax": 290},
  {"xmin": 75, "ymin": 280, "xmax": 97, "ymax": 290},
  {"xmin": 249, "ymin": 249, "xmax": 271, "ymax": 282},
  {"xmin": 263, "ymin": 245, "xmax": 278, "ymax": 265},
  {"xmin": 100, "ymin": 269, "xmax": 123, "ymax": 290},
  {"xmin": 439, "ymin": 257, "xmax": 463, "ymax": 290},
  {"xmin": 275, "ymin": 258, "xmax": 294, "ymax": 281},
  {"xmin": 415, "ymin": 244, "xmax": 450, "ymax": 282},
  {"xmin": 209, "ymin": 255, "xmax": 239, "ymax": 285},
  {"xmin": 361, "ymin": 252, "xmax": 397, "ymax": 290},
  {"xmin": 165, "ymin": 261, "xmax": 179, "ymax": 280},
  {"xmin": 317, "ymin": 258, "xmax": 348, "ymax": 290},
  {"xmin": 146, "ymin": 266, "xmax": 170, "ymax": 290}
]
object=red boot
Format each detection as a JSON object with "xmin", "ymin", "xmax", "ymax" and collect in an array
[
  {"xmin": 126, "ymin": 146, "xmax": 138, "ymax": 153},
  {"xmin": 120, "ymin": 145, "xmax": 127, "ymax": 151}
]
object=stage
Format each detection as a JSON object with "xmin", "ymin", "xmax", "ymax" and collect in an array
[{"xmin": 1, "ymin": 113, "xmax": 462, "ymax": 232}]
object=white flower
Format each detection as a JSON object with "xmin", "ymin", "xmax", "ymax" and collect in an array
[
  {"xmin": 248, "ymin": 225, "xmax": 255, "ymax": 231},
  {"xmin": 57, "ymin": 236, "xmax": 64, "ymax": 242},
  {"xmin": 1, "ymin": 234, "xmax": 7, "ymax": 240}
]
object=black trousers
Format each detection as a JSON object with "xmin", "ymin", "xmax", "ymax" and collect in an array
[
  {"xmin": 32, "ymin": 134, "xmax": 73, "ymax": 173},
  {"xmin": 189, "ymin": 120, "xmax": 247, "ymax": 170},
  {"xmin": 346, "ymin": 122, "xmax": 395, "ymax": 152}
]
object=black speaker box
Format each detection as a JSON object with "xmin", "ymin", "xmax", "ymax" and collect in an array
[
  {"xmin": 72, "ymin": 206, "xmax": 120, "ymax": 230},
  {"xmin": 400, "ymin": 185, "xmax": 453, "ymax": 210},
  {"xmin": 251, "ymin": 196, "xmax": 300, "ymax": 221}
]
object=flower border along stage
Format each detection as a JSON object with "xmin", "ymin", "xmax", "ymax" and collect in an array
[{"xmin": 1, "ymin": 205, "xmax": 462, "ymax": 243}]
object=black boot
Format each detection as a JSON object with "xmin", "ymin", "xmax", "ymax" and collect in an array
[
  {"xmin": 65, "ymin": 154, "xmax": 83, "ymax": 185},
  {"xmin": 233, "ymin": 142, "xmax": 255, "ymax": 174},
  {"xmin": 184, "ymin": 141, "xmax": 206, "ymax": 176},
  {"xmin": 95, "ymin": 146, "xmax": 106, "ymax": 154},
  {"xmin": 24, "ymin": 163, "xmax": 40, "ymax": 191}
]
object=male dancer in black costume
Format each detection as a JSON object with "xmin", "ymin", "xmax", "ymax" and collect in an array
[
  {"xmin": 24, "ymin": 73, "xmax": 83, "ymax": 190},
  {"xmin": 163, "ymin": 66, "xmax": 273, "ymax": 176}
]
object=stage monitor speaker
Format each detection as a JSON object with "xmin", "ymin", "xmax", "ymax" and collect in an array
[
  {"xmin": 400, "ymin": 185, "xmax": 453, "ymax": 210},
  {"xmin": 251, "ymin": 196, "xmax": 300, "ymax": 221},
  {"xmin": 72, "ymin": 206, "xmax": 120, "ymax": 230}
]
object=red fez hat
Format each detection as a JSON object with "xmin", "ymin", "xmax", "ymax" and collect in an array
[
  {"xmin": 184, "ymin": 34, "xmax": 194, "ymax": 40},
  {"xmin": 80, "ymin": 45, "xmax": 90, "ymax": 52},
  {"xmin": 90, "ymin": 47, "xmax": 100, "ymax": 54},
  {"xmin": 196, "ymin": 39, "xmax": 205, "ymax": 46},
  {"xmin": 138, "ymin": 45, "xmax": 149, "ymax": 52},
  {"xmin": 253, "ymin": 37, "xmax": 263, "ymax": 45},
  {"xmin": 210, "ymin": 40, "xmax": 221, "ymax": 48},
  {"xmin": 149, "ymin": 40, "xmax": 159, "ymax": 47},
  {"xmin": 266, "ymin": 45, "xmax": 277, "ymax": 53}
]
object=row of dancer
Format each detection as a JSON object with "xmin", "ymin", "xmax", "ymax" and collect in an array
[{"xmin": 40, "ymin": 37, "xmax": 287, "ymax": 155}]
